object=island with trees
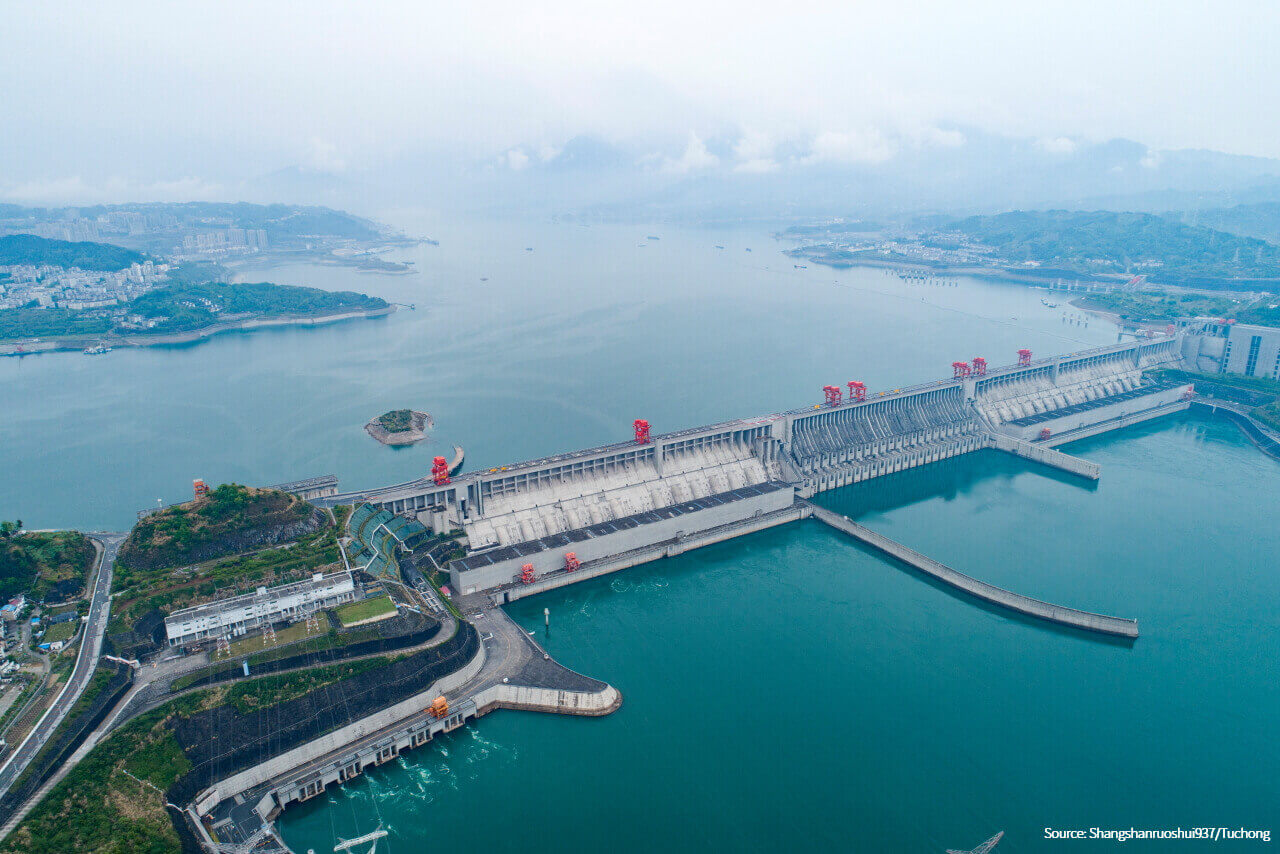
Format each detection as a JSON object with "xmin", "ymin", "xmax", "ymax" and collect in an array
[{"xmin": 365, "ymin": 409, "xmax": 432, "ymax": 445}]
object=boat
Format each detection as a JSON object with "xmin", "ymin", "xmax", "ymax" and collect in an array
[
  {"xmin": 83, "ymin": 344, "xmax": 112, "ymax": 355},
  {"xmin": 793, "ymin": 264, "xmax": 807, "ymax": 269},
  {"xmin": 714, "ymin": 245, "xmax": 725, "ymax": 249},
  {"xmin": 646, "ymin": 235, "xmax": 660, "ymax": 240}
]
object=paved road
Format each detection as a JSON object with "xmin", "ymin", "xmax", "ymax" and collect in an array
[{"xmin": 0, "ymin": 532, "xmax": 123, "ymax": 798}]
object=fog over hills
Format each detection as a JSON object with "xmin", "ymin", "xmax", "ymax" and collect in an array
[{"xmin": 229, "ymin": 130, "xmax": 1280, "ymax": 226}]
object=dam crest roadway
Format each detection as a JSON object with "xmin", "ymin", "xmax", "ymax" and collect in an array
[{"xmin": 315, "ymin": 336, "xmax": 1186, "ymax": 637}]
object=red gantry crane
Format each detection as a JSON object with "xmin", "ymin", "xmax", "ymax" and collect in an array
[
  {"xmin": 634, "ymin": 419, "xmax": 651, "ymax": 444},
  {"xmin": 432, "ymin": 455, "xmax": 451, "ymax": 485}
]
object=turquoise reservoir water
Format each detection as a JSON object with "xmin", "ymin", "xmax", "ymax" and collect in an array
[
  {"xmin": 1, "ymin": 218, "xmax": 1274, "ymax": 850},
  {"xmin": 277, "ymin": 414, "xmax": 1279, "ymax": 853}
]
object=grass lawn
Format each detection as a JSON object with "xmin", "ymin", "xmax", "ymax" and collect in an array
[
  {"xmin": 334, "ymin": 595, "xmax": 397, "ymax": 627},
  {"xmin": 42, "ymin": 621, "xmax": 78, "ymax": 644},
  {"xmin": 214, "ymin": 619, "xmax": 324, "ymax": 660}
]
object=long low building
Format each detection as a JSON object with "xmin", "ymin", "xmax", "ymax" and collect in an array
[{"xmin": 164, "ymin": 571, "xmax": 357, "ymax": 648}]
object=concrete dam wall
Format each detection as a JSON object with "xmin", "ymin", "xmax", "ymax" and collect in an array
[{"xmin": 314, "ymin": 338, "xmax": 1185, "ymax": 598}]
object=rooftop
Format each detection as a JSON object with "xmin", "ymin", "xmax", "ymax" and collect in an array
[{"xmin": 453, "ymin": 481, "xmax": 789, "ymax": 571}]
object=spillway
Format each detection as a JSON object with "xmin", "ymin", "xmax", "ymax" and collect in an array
[{"xmin": 309, "ymin": 337, "xmax": 1189, "ymax": 598}]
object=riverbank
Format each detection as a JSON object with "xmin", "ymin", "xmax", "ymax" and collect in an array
[{"xmin": 0, "ymin": 305, "xmax": 395, "ymax": 356}]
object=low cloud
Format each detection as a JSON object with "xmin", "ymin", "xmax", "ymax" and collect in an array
[
  {"xmin": 1035, "ymin": 136, "xmax": 1077, "ymax": 155},
  {"xmin": 802, "ymin": 129, "xmax": 895, "ymax": 165},
  {"xmin": 733, "ymin": 130, "xmax": 779, "ymax": 172},
  {"xmin": 662, "ymin": 133, "xmax": 719, "ymax": 174},
  {"xmin": 1, "ymin": 175, "xmax": 226, "ymax": 204},
  {"xmin": 304, "ymin": 137, "xmax": 347, "ymax": 173}
]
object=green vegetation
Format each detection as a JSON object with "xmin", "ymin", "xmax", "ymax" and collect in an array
[
  {"xmin": 376, "ymin": 409, "xmax": 416, "ymax": 432},
  {"xmin": 935, "ymin": 210, "xmax": 1280, "ymax": 282},
  {"xmin": 8, "ymin": 661, "xmax": 121, "ymax": 793},
  {"xmin": 1155, "ymin": 367, "xmax": 1280, "ymax": 431},
  {"xmin": 335, "ymin": 595, "xmax": 397, "ymax": 626},
  {"xmin": 112, "ymin": 489, "xmax": 336, "ymax": 632},
  {"xmin": 118, "ymin": 485, "xmax": 312, "ymax": 573},
  {"xmin": 0, "ymin": 695, "xmax": 202, "ymax": 854},
  {"xmin": 1255, "ymin": 401, "xmax": 1280, "ymax": 432},
  {"xmin": 1077, "ymin": 292, "xmax": 1245, "ymax": 323},
  {"xmin": 42, "ymin": 620, "xmax": 78, "ymax": 644},
  {"xmin": 1155, "ymin": 367, "xmax": 1280, "ymax": 397},
  {"xmin": 1077, "ymin": 292, "xmax": 1280, "ymax": 329},
  {"xmin": 0, "ymin": 307, "xmax": 113, "ymax": 340},
  {"xmin": 216, "ymin": 619, "xmax": 324, "ymax": 659},
  {"xmin": 168, "ymin": 622, "xmax": 391, "ymax": 691},
  {"xmin": 1176, "ymin": 202, "xmax": 1280, "ymax": 245},
  {"xmin": 0, "ymin": 277, "xmax": 387, "ymax": 343},
  {"xmin": 222, "ymin": 657, "xmax": 391, "ymax": 714},
  {"xmin": 124, "ymin": 280, "xmax": 387, "ymax": 335},
  {"xmin": 425, "ymin": 571, "xmax": 465, "ymax": 621},
  {"xmin": 0, "ymin": 529, "xmax": 95, "ymax": 601},
  {"xmin": 0, "ymin": 234, "xmax": 145, "ymax": 271}
]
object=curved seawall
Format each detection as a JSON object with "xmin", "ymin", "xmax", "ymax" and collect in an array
[{"xmin": 804, "ymin": 503, "xmax": 1139, "ymax": 638}]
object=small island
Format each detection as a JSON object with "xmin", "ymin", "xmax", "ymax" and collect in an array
[{"xmin": 365, "ymin": 409, "xmax": 433, "ymax": 445}]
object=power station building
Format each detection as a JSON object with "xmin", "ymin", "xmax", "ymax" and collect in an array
[
  {"xmin": 1179, "ymin": 319, "xmax": 1280, "ymax": 380},
  {"xmin": 164, "ymin": 571, "xmax": 357, "ymax": 648},
  {"xmin": 312, "ymin": 338, "xmax": 1187, "ymax": 599}
]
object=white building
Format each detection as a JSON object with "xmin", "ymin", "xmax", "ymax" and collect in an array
[{"xmin": 164, "ymin": 570, "xmax": 357, "ymax": 648}]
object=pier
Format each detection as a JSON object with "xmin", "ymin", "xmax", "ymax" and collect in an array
[{"xmin": 804, "ymin": 503, "xmax": 1140, "ymax": 638}]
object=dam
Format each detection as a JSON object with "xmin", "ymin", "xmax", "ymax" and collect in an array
[
  {"xmin": 316, "ymin": 336, "xmax": 1187, "ymax": 622},
  {"xmin": 184, "ymin": 336, "xmax": 1187, "ymax": 850}
]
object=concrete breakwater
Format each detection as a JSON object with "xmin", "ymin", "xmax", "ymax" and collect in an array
[
  {"xmin": 804, "ymin": 502, "xmax": 1140, "ymax": 638},
  {"xmin": 1192, "ymin": 400, "xmax": 1280, "ymax": 461}
]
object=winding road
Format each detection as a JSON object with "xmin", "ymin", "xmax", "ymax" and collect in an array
[{"xmin": 0, "ymin": 532, "xmax": 123, "ymax": 821}]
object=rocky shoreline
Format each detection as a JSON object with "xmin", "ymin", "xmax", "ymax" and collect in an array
[{"xmin": 365, "ymin": 410, "xmax": 433, "ymax": 446}]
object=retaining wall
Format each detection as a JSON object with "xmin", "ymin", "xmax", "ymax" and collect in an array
[
  {"xmin": 990, "ymin": 434, "xmax": 1101, "ymax": 479},
  {"xmin": 806, "ymin": 504, "xmax": 1139, "ymax": 638},
  {"xmin": 499, "ymin": 503, "xmax": 806, "ymax": 604}
]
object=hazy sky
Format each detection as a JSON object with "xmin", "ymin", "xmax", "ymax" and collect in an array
[{"xmin": 3, "ymin": 0, "xmax": 1278, "ymax": 203}]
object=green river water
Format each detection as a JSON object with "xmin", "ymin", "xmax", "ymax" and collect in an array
[{"xmin": 0, "ymin": 218, "xmax": 1274, "ymax": 851}]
